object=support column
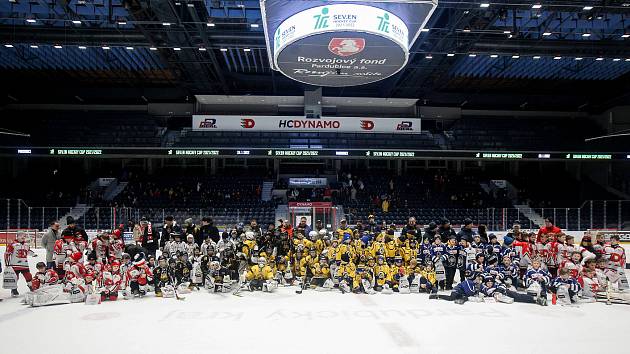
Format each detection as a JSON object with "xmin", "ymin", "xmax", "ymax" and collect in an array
[
  {"xmin": 396, "ymin": 160, "xmax": 402, "ymax": 176},
  {"xmin": 210, "ymin": 159, "xmax": 217, "ymax": 175}
]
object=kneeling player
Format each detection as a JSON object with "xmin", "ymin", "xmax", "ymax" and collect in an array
[
  {"xmin": 481, "ymin": 276, "xmax": 546, "ymax": 306},
  {"xmin": 24, "ymin": 262, "xmax": 60, "ymax": 305},
  {"xmin": 246, "ymin": 257, "xmax": 277, "ymax": 292},
  {"xmin": 550, "ymin": 268, "xmax": 581, "ymax": 305},
  {"xmin": 206, "ymin": 257, "xmax": 232, "ymax": 293}
]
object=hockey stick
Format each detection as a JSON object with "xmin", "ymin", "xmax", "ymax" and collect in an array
[
  {"xmin": 169, "ymin": 275, "xmax": 185, "ymax": 301},
  {"xmin": 607, "ymin": 279, "xmax": 612, "ymax": 306},
  {"xmin": 295, "ymin": 275, "xmax": 308, "ymax": 294}
]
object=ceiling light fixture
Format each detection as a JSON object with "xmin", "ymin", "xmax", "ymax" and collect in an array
[
  {"xmin": 26, "ymin": 18, "xmax": 36, "ymax": 23},
  {"xmin": 30, "ymin": 45, "xmax": 38, "ymax": 48},
  {"xmin": 468, "ymin": 53, "xmax": 477, "ymax": 57},
  {"xmin": 621, "ymin": 34, "xmax": 630, "ymax": 38},
  {"xmin": 542, "ymin": 32, "xmax": 552, "ymax": 36},
  {"xmin": 250, "ymin": 24, "xmax": 259, "ymax": 28},
  {"xmin": 512, "ymin": 55, "xmax": 520, "ymax": 59},
  {"xmin": 162, "ymin": 22, "xmax": 171, "ymax": 26},
  {"xmin": 72, "ymin": 20, "xmax": 81, "ymax": 24},
  {"xmin": 490, "ymin": 54, "xmax": 498, "ymax": 58},
  {"xmin": 480, "ymin": 3, "xmax": 490, "ymax": 8},
  {"xmin": 220, "ymin": 48, "xmax": 228, "ymax": 52},
  {"xmin": 533, "ymin": 56, "xmax": 541, "ymax": 59},
  {"xmin": 582, "ymin": 33, "xmax": 591, "ymax": 37},
  {"xmin": 613, "ymin": 58, "xmax": 621, "ymax": 61},
  {"xmin": 173, "ymin": 47, "xmax": 181, "ymax": 51},
  {"xmin": 149, "ymin": 47, "xmax": 157, "ymax": 51},
  {"xmin": 532, "ymin": 4, "xmax": 542, "ymax": 9},
  {"xmin": 198, "ymin": 47, "xmax": 206, "ymax": 51},
  {"xmin": 4, "ymin": 44, "xmax": 14, "ymax": 48},
  {"xmin": 595, "ymin": 57, "xmax": 604, "ymax": 61},
  {"xmin": 425, "ymin": 54, "xmax": 432, "ymax": 59},
  {"xmin": 583, "ymin": 6, "xmax": 594, "ymax": 11},
  {"xmin": 102, "ymin": 46, "xmax": 110, "ymax": 50},
  {"xmin": 447, "ymin": 53, "xmax": 455, "ymax": 57},
  {"xmin": 553, "ymin": 56, "xmax": 562, "ymax": 60},
  {"xmin": 126, "ymin": 46, "xmax": 134, "ymax": 50},
  {"xmin": 575, "ymin": 57, "xmax": 583, "ymax": 61},
  {"xmin": 243, "ymin": 48, "xmax": 251, "ymax": 52},
  {"xmin": 54, "ymin": 45, "xmax": 62, "ymax": 49},
  {"xmin": 207, "ymin": 23, "xmax": 215, "ymax": 27},
  {"xmin": 78, "ymin": 46, "xmax": 87, "ymax": 49},
  {"xmin": 420, "ymin": 28, "xmax": 430, "ymax": 32}
]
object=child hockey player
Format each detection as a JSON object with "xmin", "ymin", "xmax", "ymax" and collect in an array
[
  {"xmin": 54, "ymin": 231, "xmax": 78, "ymax": 277},
  {"xmin": 603, "ymin": 235, "xmax": 628, "ymax": 291},
  {"xmin": 153, "ymin": 257, "xmax": 174, "ymax": 297},
  {"xmin": 373, "ymin": 255, "xmax": 391, "ymax": 292},
  {"xmin": 335, "ymin": 254, "xmax": 356, "ymax": 293},
  {"xmin": 206, "ymin": 257, "xmax": 232, "ymax": 293},
  {"xmin": 354, "ymin": 264, "xmax": 375, "ymax": 294},
  {"xmin": 4, "ymin": 231, "xmax": 36, "ymax": 296},
  {"xmin": 550, "ymin": 268, "xmax": 581, "ymax": 305},
  {"xmin": 310, "ymin": 255, "xmax": 333, "ymax": 291},
  {"xmin": 525, "ymin": 258, "xmax": 550, "ymax": 297},
  {"xmin": 100, "ymin": 260, "xmax": 123, "ymax": 301},
  {"xmin": 246, "ymin": 257, "xmax": 277, "ymax": 292},
  {"xmin": 24, "ymin": 262, "xmax": 60, "ymax": 305},
  {"xmin": 430, "ymin": 275, "xmax": 482, "ymax": 304},
  {"xmin": 126, "ymin": 253, "xmax": 153, "ymax": 297},
  {"xmin": 481, "ymin": 275, "xmax": 546, "ymax": 306},
  {"xmin": 108, "ymin": 230, "xmax": 125, "ymax": 261}
]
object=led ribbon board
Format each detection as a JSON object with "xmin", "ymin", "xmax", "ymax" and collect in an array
[{"xmin": 261, "ymin": 0, "xmax": 438, "ymax": 87}]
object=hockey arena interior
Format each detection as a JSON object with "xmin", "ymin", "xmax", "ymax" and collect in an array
[{"xmin": 1, "ymin": 0, "xmax": 630, "ymax": 353}]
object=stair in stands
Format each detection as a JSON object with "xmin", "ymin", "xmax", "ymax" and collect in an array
[
  {"xmin": 514, "ymin": 204, "xmax": 545, "ymax": 228},
  {"xmin": 261, "ymin": 181, "xmax": 274, "ymax": 202},
  {"xmin": 104, "ymin": 181, "xmax": 128, "ymax": 201},
  {"xmin": 58, "ymin": 203, "xmax": 91, "ymax": 229}
]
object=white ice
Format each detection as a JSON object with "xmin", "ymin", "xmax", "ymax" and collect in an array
[{"xmin": 1, "ymin": 247, "xmax": 629, "ymax": 354}]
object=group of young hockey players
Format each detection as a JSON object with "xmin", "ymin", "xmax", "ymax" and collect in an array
[{"xmin": 2, "ymin": 215, "xmax": 628, "ymax": 307}]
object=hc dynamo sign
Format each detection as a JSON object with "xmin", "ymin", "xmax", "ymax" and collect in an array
[
  {"xmin": 192, "ymin": 115, "xmax": 421, "ymax": 134},
  {"xmin": 261, "ymin": 0, "xmax": 438, "ymax": 87}
]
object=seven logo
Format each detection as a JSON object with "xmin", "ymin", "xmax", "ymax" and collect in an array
[
  {"xmin": 313, "ymin": 7, "xmax": 330, "ymax": 30},
  {"xmin": 241, "ymin": 119, "xmax": 256, "ymax": 129},
  {"xmin": 396, "ymin": 121, "xmax": 413, "ymax": 131},
  {"xmin": 199, "ymin": 118, "xmax": 217, "ymax": 128},
  {"xmin": 360, "ymin": 120, "xmax": 375, "ymax": 130},
  {"xmin": 377, "ymin": 12, "xmax": 390, "ymax": 33},
  {"xmin": 328, "ymin": 38, "xmax": 365, "ymax": 57}
]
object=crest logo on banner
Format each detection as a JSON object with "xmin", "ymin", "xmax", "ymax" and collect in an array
[
  {"xmin": 241, "ymin": 119, "xmax": 256, "ymax": 129},
  {"xmin": 328, "ymin": 38, "xmax": 365, "ymax": 57},
  {"xmin": 360, "ymin": 120, "xmax": 375, "ymax": 130}
]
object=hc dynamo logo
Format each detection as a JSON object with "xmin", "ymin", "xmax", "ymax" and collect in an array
[
  {"xmin": 377, "ymin": 12, "xmax": 390, "ymax": 33},
  {"xmin": 313, "ymin": 7, "xmax": 330, "ymax": 30}
]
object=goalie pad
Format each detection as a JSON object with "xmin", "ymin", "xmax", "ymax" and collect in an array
[
  {"xmin": 177, "ymin": 283, "xmax": 192, "ymax": 294},
  {"xmin": 32, "ymin": 291, "xmax": 71, "ymax": 307},
  {"xmin": 494, "ymin": 293, "xmax": 514, "ymax": 304},
  {"xmin": 315, "ymin": 279, "xmax": 335, "ymax": 292},
  {"xmin": 361, "ymin": 279, "xmax": 376, "ymax": 295},
  {"xmin": 617, "ymin": 269, "xmax": 629, "ymax": 291},
  {"xmin": 192, "ymin": 264, "xmax": 203, "ymax": 285},
  {"xmin": 339, "ymin": 280, "xmax": 351, "ymax": 293},
  {"xmin": 68, "ymin": 286, "xmax": 86, "ymax": 303},
  {"xmin": 381, "ymin": 284, "xmax": 393, "ymax": 294},
  {"xmin": 85, "ymin": 293, "xmax": 101, "ymax": 305},
  {"xmin": 162, "ymin": 285, "xmax": 175, "ymax": 298},
  {"xmin": 434, "ymin": 262, "xmax": 446, "ymax": 282},
  {"xmin": 467, "ymin": 295, "xmax": 485, "ymax": 303},
  {"xmin": 398, "ymin": 277, "xmax": 410, "ymax": 294},
  {"xmin": 556, "ymin": 284, "xmax": 572, "ymax": 306},
  {"xmin": 263, "ymin": 280, "xmax": 278, "ymax": 293},
  {"xmin": 527, "ymin": 282, "xmax": 542, "ymax": 297},
  {"xmin": 409, "ymin": 275, "xmax": 420, "ymax": 293}
]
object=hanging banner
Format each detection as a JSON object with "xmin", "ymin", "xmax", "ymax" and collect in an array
[
  {"xmin": 192, "ymin": 115, "xmax": 421, "ymax": 134},
  {"xmin": 261, "ymin": 0, "xmax": 438, "ymax": 86}
]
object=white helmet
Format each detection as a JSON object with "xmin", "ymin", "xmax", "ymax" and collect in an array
[
  {"xmin": 258, "ymin": 257, "xmax": 266, "ymax": 266},
  {"xmin": 308, "ymin": 231, "xmax": 318, "ymax": 239},
  {"xmin": 245, "ymin": 231, "xmax": 255, "ymax": 240},
  {"xmin": 187, "ymin": 234, "xmax": 194, "ymax": 240},
  {"xmin": 318, "ymin": 229, "xmax": 327, "ymax": 236}
]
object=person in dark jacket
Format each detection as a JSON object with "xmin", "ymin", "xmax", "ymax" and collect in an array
[
  {"xmin": 422, "ymin": 222, "xmax": 438, "ymax": 244},
  {"xmin": 137, "ymin": 217, "xmax": 158, "ymax": 257},
  {"xmin": 199, "ymin": 216, "xmax": 220, "ymax": 243},
  {"xmin": 183, "ymin": 218, "xmax": 201, "ymax": 246},
  {"xmin": 400, "ymin": 217, "xmax": 417, "ymax": 240},
  {"xmin": 457, "ymin": 218, "xmax": 476, "ymax": 242},
  {"xmin": 161, "ymin": 215, "xmax": 182, "ymax": 250},
  {"xmin": 438, "ymin": 218, "xmax": 456, "ymax": 243},
  {"xmin": 477, "ymin": 224, "xmax": 489, "ymax": 244},
  {"xmin": 63, "ymin": 216, "xmax": 89, "ymax": 241},
  {"xmin": 364, "ymin": 215, "xmax": 381, "ymax": 234}
]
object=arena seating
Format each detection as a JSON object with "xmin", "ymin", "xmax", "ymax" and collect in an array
[{"xmin": 172, "ymin": 129, "xmax": 442, "ymax": 149}]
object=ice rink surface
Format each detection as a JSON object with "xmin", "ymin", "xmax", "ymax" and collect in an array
[{"xmin": 1, "ymin": 248, "xmax": 629, "ymax": 354}]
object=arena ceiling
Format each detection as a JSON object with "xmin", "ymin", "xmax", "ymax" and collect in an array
[{"xmin": 1, "ymin": 0, "xmax": 629, "ymax": 112}]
